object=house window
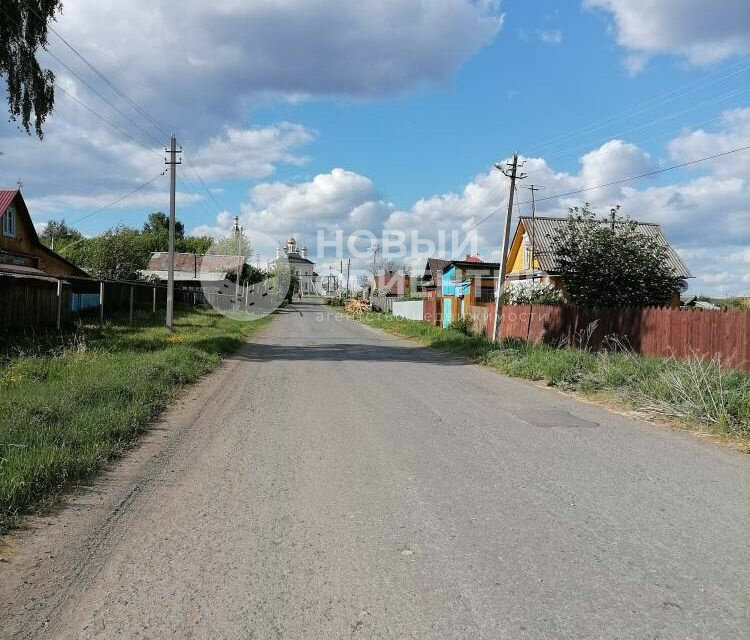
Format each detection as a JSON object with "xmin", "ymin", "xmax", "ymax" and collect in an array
[{"xmin": 2, "ymin": 206, "xmax": 16, "ymax": 238}]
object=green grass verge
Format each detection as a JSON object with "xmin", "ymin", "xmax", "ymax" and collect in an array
[
  {"xmin": 0, "ymin": 308, "xmax": 273, "ymax": 533},
  {"xmin": 353, "ymin": 311, "xmax": 750, "ymax": 443}
]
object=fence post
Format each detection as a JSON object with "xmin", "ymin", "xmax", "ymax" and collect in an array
[
  {"xmin": 56, "ymin": 279, "xmax": 62, "ymax": 330},
  {"xmin": 152, "ymin": 286, "xmax": 156, "ymax": 314},
  {"xmin": 99, "ymin": 281, "xmax": 104, "ymax": 325},
  {"xmin": 129, "ymin": 285, "xmax": 134, "ymax": 325}
]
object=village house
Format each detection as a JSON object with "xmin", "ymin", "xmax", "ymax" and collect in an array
[
  {"xmin": 0, "ymin": 189, "xmax": 89, "ymax": 279},
  {"xmin": 440, "ymin": 257, "xmax": 500, "ymax": 327},
  {"xmin": 504, "ymin": 216, "xmax": 691, "ymax": 295},
  {"xmin": 374, "ymin": 270, "xmax": 411, "ymax": 296}
]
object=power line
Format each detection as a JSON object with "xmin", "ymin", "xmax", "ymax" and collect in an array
[
  {"xmin": 69, "ymin": 172, "xmax": 167, "ymax": 225},
  {"xmin": 537, "ymin": 85, "xmax": 748, "ymax": 163},
  {"xmin": 464, "ymin": 144, "xmax": 750, "ymax": 233},
  {"xmin": 53, "ymin": 83, "xmax": 163, "ymax": 158},
  {"xmin": 43, "ymin": 48, "xmax": 164, "ymax": 148},
  {"xmin": 525, "ymin": 57, "xmax": 750, "ymax": 156},
  {"xmin": 183, "ymin": 158, "xmax": 226, "ymax": 213},
  {"xmin": 24, "ymin": 3, "xmax": 171, "ymax": 139}
]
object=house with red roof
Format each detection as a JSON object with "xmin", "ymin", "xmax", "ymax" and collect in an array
[{"xmin": 0, "ymin": 189, "xmax": 89, "ymax": 279}]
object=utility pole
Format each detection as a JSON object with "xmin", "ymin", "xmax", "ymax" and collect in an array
[
  {"xmin": 345, "ymin": 257, "xmax": 351, "ymax": 299},
  {"xmin": 371, "ymin": 241, "xmax": 379, "ymax": 291},
  {"xmin": 525, "ymin": 185, "xmax": 543, "ymax": 282},
  {"xmin": 233, "ymin": 215, "xmax": 242, "ymax": 303},
  {"xmin": 491, "ymin": 153, "xmax": 526, "ymax": 342},
  {"xmin": 165, "ymin": 133, "xmax": 181, "ymax": 332}
]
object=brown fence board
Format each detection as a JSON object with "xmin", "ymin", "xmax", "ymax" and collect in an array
[{"xmin": 470, "ymin": 302, "xmax": 749, "ymax": 372}]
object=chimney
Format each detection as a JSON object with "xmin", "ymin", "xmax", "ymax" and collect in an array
[{"xmin": 300, "ymin": 245, "xmax": 307, "ymax": 259}]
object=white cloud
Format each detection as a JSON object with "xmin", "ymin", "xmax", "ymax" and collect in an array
[
  {"xmin": 537, "ymin": 29, "xmax": 562, "ymax": 45},
  {"xmin": 190, "ymin": 124, "xmax": 315, "ymax": 181},
  {"xmin": 667, "ymin": 107, "xmax": 750, "ymax": 178},
  {"xmin": 586, "ymin": 0, "xmax": 750, "ymax": 70},
  {"xmin": 48, "ymin": 0, "xmax": 503, "ymax": 134}
]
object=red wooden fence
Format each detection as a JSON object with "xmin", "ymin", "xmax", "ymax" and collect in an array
[
  {"xmin": 423, "ymin": 299, "xmax": 441, "ymax": 325},
  {"xmin": 480, "ymin": 304, "xmax": 750, "ymax": 372}
]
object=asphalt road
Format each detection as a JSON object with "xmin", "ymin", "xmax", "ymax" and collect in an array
[{"xmin": 2, "ymin": 300, "xmax": 748, "ymax": 639}]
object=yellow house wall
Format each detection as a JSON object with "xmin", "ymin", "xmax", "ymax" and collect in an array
[{"xmin": 506, "ymin": 225, "xmax": 541, "ymax": 274}]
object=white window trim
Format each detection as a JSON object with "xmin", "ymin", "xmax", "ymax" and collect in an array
[{"xmin": 2, "ymin": 207, "xmax": 16, "ymax": 238}]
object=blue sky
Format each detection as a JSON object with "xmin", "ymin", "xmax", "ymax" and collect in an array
[{"xmin": 0, "ymin": 0, "xmax": 748, "ymax": 294}]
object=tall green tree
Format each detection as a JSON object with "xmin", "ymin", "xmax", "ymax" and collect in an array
[
  {"xmin": 207, "ymin": 231, "xmax": 252, "ymax": 258},
  {"xmin": 0, "ymin": 0, "xmax": 61, "ymax": 138},
  {"xmin": 61, "ymin": 226, "xmax": 147, "ymax": 281},
  {"xmin": 551, "ymin": 205, "xmax": 683, "ymax": 308},
  {"xmin": 142, "ymin": 211, "xmax": 184, "ymax": 239},
  {"xmin": 39, "ymin": 218, "xmax": 83, "ymax": 251}
]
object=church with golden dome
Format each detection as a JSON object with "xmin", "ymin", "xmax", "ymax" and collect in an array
[{"xmin": 274, "ymin": 235, "xmax": 320, "ymax": 295}]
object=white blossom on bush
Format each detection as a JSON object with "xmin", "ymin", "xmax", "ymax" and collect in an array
[{"xmin": 505, "ymin": 281, "xmax": 564, "ymax": 306}]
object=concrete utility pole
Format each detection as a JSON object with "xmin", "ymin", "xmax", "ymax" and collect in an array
[
  {"xmin": 491, "ymin": 153, "xmax": 526, "ymax": 342},
  {"xmin": 165, "ymin": 134, "xmax": 181, "ymax": 332},
  {"xmin": 525, "ymin": 185, "xmax": 543, "ymax": 282},
  {"xmin": 345, "ymin": 257, "xmax": 351, "ymax": 300},
  {"xmin": 233, "ymin": 215, "xmax": 242, "ymax": 303}
]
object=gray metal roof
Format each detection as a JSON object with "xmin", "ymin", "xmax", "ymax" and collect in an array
[{"xmin": 517, "ymin": 216, "xmax": 692, "ymax": 279}]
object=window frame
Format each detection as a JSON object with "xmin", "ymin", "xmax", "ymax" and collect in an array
[{"xmin": 2, "ymin": 206, "xmax": 17, "ymax": 238}]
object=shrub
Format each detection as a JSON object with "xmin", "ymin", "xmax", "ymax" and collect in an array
[{"xmin": 505, "ymin": 281, "xmax": 564, "ymax": 306}]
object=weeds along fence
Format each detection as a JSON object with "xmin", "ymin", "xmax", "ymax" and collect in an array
[
  {"xmin": 474, "ymin": 303, "xmax": 750, "ymax": 373},
  {"xmin": 370, "ymin": 294, "xmax": 403, "ymax": 313}
]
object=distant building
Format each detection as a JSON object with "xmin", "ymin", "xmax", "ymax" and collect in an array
[
  {"xmin": 273, "ymin": 235, "xmax": 319, "ymax": 295},
  {"xmin": 142, "ymin": 252, "xmax": 248, "ymax": 289},
  {"xmin": 0, "ymin": 189, "xmax": 89, "ymax": 279},
  {"xmin": 374, "ymin": 271, "xmax": 411, "ymax": 296}
]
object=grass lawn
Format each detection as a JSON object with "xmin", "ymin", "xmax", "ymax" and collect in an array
[
  {"xmin": 0, "ymin": 308, "xmax": 273, "ymax": 533},
  {"xmin": 353, "ymin": 311, "xmax": 750, "ymax": 445}
]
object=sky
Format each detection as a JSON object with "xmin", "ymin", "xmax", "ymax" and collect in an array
[{"xmin": 0, "ymin": 0, "xmax": 748, "ymax": 295}]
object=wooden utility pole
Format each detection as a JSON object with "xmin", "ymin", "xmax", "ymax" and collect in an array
[
  {"xmin": 491, "ymin": 153, "xmax": 525, "ymax": 342},
  {"xmin": 165, "ymin": 134, "xmax": 181, "ymax": 331}
]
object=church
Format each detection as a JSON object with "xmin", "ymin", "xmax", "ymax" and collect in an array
[{"xmin": 274, "ymin": 235, "xmax": 320, "ymax": 295}]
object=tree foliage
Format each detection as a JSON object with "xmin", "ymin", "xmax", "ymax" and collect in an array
[
  {"xmin": 63, "ymin": 226, "xmax": 145, "ymax": 281},
  {"xmin": 0, "ymin": 0, "xmax": 61, "ymax": 138},
  {"xmin": 142, "ymin": 211, "xmax": 185, "ymax": 239},
  {"xmin": 550, "ymin": 205, "xmax": 682, "ymax": 308},
  {"xmin": 206, "ymin": 231, "xmax": 252, "ymax": 257},
  {"xmin": 56, "ymin": 215, "xmax": 216, "ymax": 280},
  {"xmin": 39, "ymin": 218, "xmax": 83, "ymax": 251}
]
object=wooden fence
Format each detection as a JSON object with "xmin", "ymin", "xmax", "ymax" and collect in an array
[
  {"xmin": 478, "ymin": 304, "xmax": 750, "ymax": 372},
  {"xmin": 0, "ymin": 274, "xmax": 72, "ymax": 330},
  {"xmin": 1, "ymin": 276, "xmax": 213, "ymax": 331}
]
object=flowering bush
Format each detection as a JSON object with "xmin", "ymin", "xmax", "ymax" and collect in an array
[{"xmin": 505, "ymin": 281, "xmax": 564, "ymax": 306}]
